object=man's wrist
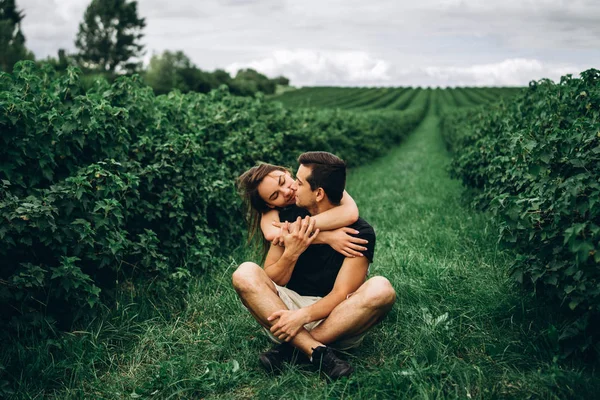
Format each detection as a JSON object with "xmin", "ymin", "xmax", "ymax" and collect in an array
[
  {"xmin": 282, "ymin": 249, "xmax": 299, "ymax": 262},
  {"xmin": 298, "ymin": 307, "xmax": 312, "ymax": 324}
]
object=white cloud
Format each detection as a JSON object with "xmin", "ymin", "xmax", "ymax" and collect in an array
[
  {"xmin": 383, "ymin": 58, "xmax": 584, "ymax": 87},
  {"xmin": 425, "ymin": 0, "xmax": 600, "ymax": 50},
  {"xmin": 16, "ymin": 0, "xmax": 600, "ymax": 86},
  {"xmin": 226, "ymin": 49, "xmax": 391, "ymax": 86},
  {"xmin": 421, "ymin": 58, "xmax": 582, "ymax": 87},
  {"xmin": 19, "ymin": 0, "xmax": 88, "ymax": 58},
  {"xmin": 226, "ymin": 54, "xmax": 583, "ymax": 87}
]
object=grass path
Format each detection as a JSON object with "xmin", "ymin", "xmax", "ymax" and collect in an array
[{"xmin": 23, "ymin": 111, "xmax": 598, "ymax": 399}]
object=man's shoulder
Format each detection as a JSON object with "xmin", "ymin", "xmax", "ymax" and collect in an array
[
  {"xmin": 347, "ymin": 217, "xmax": 376, "ymax": 263},
  {"xmin": 348, "ymin": 217, "xmax": 375, "ymax": 238}
]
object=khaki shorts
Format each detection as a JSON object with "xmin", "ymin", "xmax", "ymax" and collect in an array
[{"xmin": 263, "ymin": 282, "xmax": 366, "ymax": 350}]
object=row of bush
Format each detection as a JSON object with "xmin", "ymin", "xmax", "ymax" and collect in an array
[
  {"xmin": 0, "ymin": 61, "xmax": 430, "ymax": 332},
  {"xmin": 440, "ymin": 69, "xmax": 600, "ymax": 356}
]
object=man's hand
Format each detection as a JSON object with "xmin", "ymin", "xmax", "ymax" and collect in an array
[
  {"xmin": 325, "ymin": 227, "xmax": 368, "ymax": 258},
  {"xmin": 281, "ymin": 216, "xmax": 319, "ymax": 258},
  {"xmin": 268, "ymin": 309, "xmax": 310, "ymax": 342}
]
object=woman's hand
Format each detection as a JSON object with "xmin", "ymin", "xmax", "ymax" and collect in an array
[
  {"xmin": 326, "ymin": 227, "xmax": 368, "ymax": 258},
  {"xmin": 271, "ymin": 220, "xmax": 301, "ymax": 247},
  {"xmin": 271, "ymin": 224, "xmax": 284, "ymax": 247}
]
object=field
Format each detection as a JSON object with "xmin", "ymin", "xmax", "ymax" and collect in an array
[
  {"xmin": 2, "ymin": 65, "xmax": 599, "ymax": 399},
  {"xmin": 271, "ymin": 86, "xmax": 520, "ymax": 111}
]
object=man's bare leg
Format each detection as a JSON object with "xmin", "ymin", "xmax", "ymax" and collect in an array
[
  {"xmin": 232, "ymin": 261, "xmax": 322, "ymax": 356},
  {"xmin": 309, "ymin": 276, "xmax": 396, "ymax": 345}
]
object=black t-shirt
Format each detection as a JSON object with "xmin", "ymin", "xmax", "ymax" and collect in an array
[{"xmin": 278, "ymin": 205, "xmax": 376, "ymax": 297}]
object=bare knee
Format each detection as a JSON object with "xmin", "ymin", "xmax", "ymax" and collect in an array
[
  {"xmin": 363, "ymin": 276, "xmax": 396, "ymax": 309},
  {"xmin": 231, "ymin": 262, "xmax": 264, "ymax": 294}
]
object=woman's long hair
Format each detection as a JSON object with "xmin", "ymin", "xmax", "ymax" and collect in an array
[{"xmin": 237, "ymin": 163, "xmax": 290, "ymax": 258}]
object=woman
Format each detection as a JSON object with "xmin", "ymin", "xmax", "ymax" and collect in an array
[{"xmin": 237, "ymin": 163, "xmax": 368, "ymax": 258}]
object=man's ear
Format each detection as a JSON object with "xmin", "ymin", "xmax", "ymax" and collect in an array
[{"xmin": 315, "ymin": 187, "xmax": 325, "ymax": 202}]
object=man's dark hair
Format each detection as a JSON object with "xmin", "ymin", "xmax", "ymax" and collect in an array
[{"xmin": 297, "ymin": 152, "xmax": 346, "ymax": 205}]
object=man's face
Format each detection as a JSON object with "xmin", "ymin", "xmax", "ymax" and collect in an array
[
  {"xmin": 293, "ymin": 164, "xmax": 317, "ymax": 210},
  {"xmin": 257, "ymin": 170, "xmax": 296, "ymax": 208}
]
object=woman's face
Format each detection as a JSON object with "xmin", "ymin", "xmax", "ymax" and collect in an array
[{"xmin": 257, "ymin": 170, "xmax": 297, "ymax": 208}]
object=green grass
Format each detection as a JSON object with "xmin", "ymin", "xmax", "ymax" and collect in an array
[{"xmin": 4, "ymin": 110, "xmax": 599, "ymax": 399}]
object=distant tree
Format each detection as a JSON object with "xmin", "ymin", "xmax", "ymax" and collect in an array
[
  {"xmin": 75, "ymin": 0, "xmax": 145, "ymax": 74},
  {"xmin": 43, "ymin": 48, "xmax": 75, "ymax": 72},
  {"xmin": 0, "ymin": 0, "xmax": 34, "ymax": 72},
  {"xmin": 273, "ymin": 76, "xmax": 290, "ymax": 86},
  {"xmin": 145, "ymin": 50, "xmax": 189, "ymax": 94},
  {"xmin": 233, "ymin": 68, "xmax": 276, "ymax": 94},
  {"xmin": 183, "ymin": 68, "xmax": 219, "ymax": 93},
  {"xmin": 145, "ymin": 50, "xmax": 224, "ymax": 95},
  {"xmin": 212, "ymin": 69, "xmax": 233, "ymax": 87},
  {"xmin": 229, "ymin": 76, "xmax": 258, "ymax": 97},
  {"xmin": 143, "ymin": 52, "xmax": 290, "ymax": 97}
]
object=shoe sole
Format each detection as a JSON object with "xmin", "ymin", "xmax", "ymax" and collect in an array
[
  {"xmin": 259, "ymin": 354, "xmax": 283, "ymax": 374},
  {"xmin": 320, "ymin": 365, "xmax": 354, "ymax": 380}
]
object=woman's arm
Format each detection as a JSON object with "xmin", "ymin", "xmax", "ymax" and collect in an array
[
  {"xmin": 264, "ymin": 191, "xmax": 360, "ymax": 247},
  {"xmin": 309, "ymin": 191, "xmax": 363, "ymax": 256},
  {"xmin": 312, "ymin": 228, "xmax": 369, "ymax": 257},
  {"xmin": 260, "ymin": 209, "xmax": 281, "ymax": 242},
  {"xmin": 310, "ymin": 190, "xmax": 359, "ymax": 230}
]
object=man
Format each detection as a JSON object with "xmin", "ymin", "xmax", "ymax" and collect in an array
[{"xmin": 232, "ymin": 152, "xmax": 396, "ymax": 380}]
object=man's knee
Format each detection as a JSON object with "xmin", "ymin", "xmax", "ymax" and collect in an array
[
  {"xmin": 231, "ymin": 261, "xmax": 264, "ymax": 294},
  {"xmin": 363, "ymin": 276, "xmax": 396, "ymax": 309}
]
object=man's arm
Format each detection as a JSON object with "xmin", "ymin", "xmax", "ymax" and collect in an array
[
  {"xmin": 263, "ymin": 240, "xmax": 296, "ymax": 286},
  {"xmin": 301, "ymin": 256, "xmax": 369, "ymax": 323},
  {"xmin": 270, "ymin": 191, "xmax": 359, "ymax": 237},
  {"xmin": 267, "ymin": 256, "xmax": 369, "ymax": 340},
  {"xmin": 263, "ymin": 217, "xmax": 319, "ymax": 285}
]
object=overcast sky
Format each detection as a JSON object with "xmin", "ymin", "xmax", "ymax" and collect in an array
[{"xmin": 17, "ymin": 0, "xmax": 600, "ymax": 87}]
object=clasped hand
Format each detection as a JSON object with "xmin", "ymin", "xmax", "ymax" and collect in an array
[
  {"xmin": 268, "ymin": 309, "xmax": 309, "ymax": 342},
  {"xmin": 277, "ymin": 216, "xmax": 319, "ymax": 257}
]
